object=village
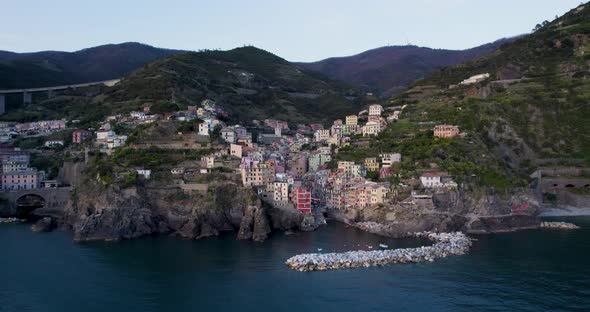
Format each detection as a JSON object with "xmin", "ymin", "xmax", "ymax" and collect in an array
[
  {"xmin": 0, "ymin": 96, "xmax": 467, "ymax": 217},
  {"xmin": 73, "ymin": 98, "xmax": 463, "ymax": 217}
]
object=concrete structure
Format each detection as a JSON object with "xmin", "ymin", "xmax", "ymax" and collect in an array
[
  {"xmin": 0, "ymin": 79, "xmax": 120, "ymax": 114},
  {"xmin": 0, "ymin": 187, "xmax": 71, "ymax": 218}
]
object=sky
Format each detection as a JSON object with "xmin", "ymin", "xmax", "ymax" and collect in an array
[{"xmin": 0, "ymin": 0, "xmax": 584, "ymax": 62}]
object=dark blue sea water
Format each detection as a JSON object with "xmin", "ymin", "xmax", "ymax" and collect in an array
[{"xmin": 1, "ymin": 218, "xmax": 589, "ymax": 312}]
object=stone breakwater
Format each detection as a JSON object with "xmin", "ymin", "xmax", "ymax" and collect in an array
[
  {"xmin": 0, "ymin": 217, "xmax": 25, "ymax": 224},
  {"xmin": 540, "ymin": 221, "xmax": 580, "ymax": 229},
  {"xmin": 285, "ymin": 232, "xmax": 472, "ymax": 272}
]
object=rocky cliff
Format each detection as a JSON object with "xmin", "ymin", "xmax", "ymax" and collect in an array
[
  {"xmin": 62, "ymin": 180, "xmax": 304, "ymax": 242},
  {"xmin": 330, "ymin": 187, "xmax": 541, "ymax": 236}
]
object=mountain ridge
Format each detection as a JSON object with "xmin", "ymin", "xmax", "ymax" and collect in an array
[
  {"xmin": 297, "ymin": 38, "xmax": 518, "ymax": 97},
  {"xmin": 0, "ymin": 42, "xmax": 185, "ymax": 89}
]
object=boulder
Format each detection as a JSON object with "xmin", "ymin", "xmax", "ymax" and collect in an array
[{"xmin": 31, "ymin": 217, "xmax": 55, "ymax": 233}]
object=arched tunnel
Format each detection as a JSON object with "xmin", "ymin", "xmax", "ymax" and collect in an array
[{"xmin": 15, "ymin": 194, "xmax": 46, "ymax": 219}]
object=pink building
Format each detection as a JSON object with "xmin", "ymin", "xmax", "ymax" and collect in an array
[
  {"xmin": 293, "ymin": 187, "xmax": 312, "ymax": 214},
  {"xmin": 2, "ymin": 170, "xmax": 39, "ymax": 190},
  {"xmin": 433, "ymin": 125, "xmax": 460, "ymax": 138},
  {"xmin": 72, "ymin": 129, "xmax": 92, "ymax": 143}
]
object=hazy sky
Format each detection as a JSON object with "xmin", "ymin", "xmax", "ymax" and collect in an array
[{"xmin": 1, "ymin": 0, "xmax": 583, "ymax": 61}]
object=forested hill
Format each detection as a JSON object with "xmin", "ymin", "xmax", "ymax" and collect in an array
[
  {"xmin": 395, "ymin": 2, "xmax": 590, "ymax": 169},
  {"xmin": 0, "ymin": 42, "xmax": 183, "ymax": 89},
  {"xmin": 101, "ymin": 46, "xmax": 363, "ymax": 124}
]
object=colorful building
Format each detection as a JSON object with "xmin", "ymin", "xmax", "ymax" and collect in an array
[
  {"xmin": 293, "ymin": 187, "xmax": 312, "ymax": 214},
  {"xmin": 72, "ymin": 129, "xmax": 92, "ymax": 144},
  {"xmin": 433, "ymin": 125, "xmax": 460, "ymax": 138}
]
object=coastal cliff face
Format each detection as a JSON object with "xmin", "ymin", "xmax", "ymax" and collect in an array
[
  {"xmin": 331, "ymin": 187, "xmax": 541, "ymax": 236},
  {"xmin": 63, "ymin": 180, "xmax": 303, "ymax": 242}
]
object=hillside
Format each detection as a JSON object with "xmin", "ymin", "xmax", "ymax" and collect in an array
[
  {"xmin": 0, "ymin": 42, "xmax": 183, "ymax": 88},
  {"xmin": 385, "ymin": 2, "xmax": 590, "ymax": 174},
  {"xmin": 102, "ymin": 46, "xmax": 362, "ymax": 124},
  {"xmin": 297, "ymin": 39, "xmax": 515, "ymax": 97}
]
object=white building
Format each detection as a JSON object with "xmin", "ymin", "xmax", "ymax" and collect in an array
[
  {"xmin": 362, "ymin": 121, "xmax": 381, "ymax": 136},
  {"xmin": 272, "ymin": 182, "xmax": 289, "ymax": 203},
  {"xmin": 198, "ymin": 123, "xmax": 211, "ymax": 136},
  {"xmin": 380, "ymin": 153, "xmax": 402, "ymax": 168},
  {"xmin": 130, "ymin": 111, "xmax": 147, "ymax": 119},
  {"xmin": 136, "ymin": 169, "xmax": 151, "ymax": 179},
  {"xmin": 44, "ymin": 140, "xmax": 64, "ymax": 147},
  {"xmin": 221, "ymin": 127, "xmax": 236, "ymax": 143},
  {"xmin": 230, "ymin": 144, "xmax": 243, "ymax": 158},
  {"xmin": 202, "ymin": 156, "xmax": 215, "ymax": 169},
  {"xmin": 368, "ymin": 104, "xmax": 383, "ymax": 116},
  {"xmin": 106, "ymin": 135, "xmax": 127, "ymax": 149},
  {"xmin": 460, "ymin": 73, "xmax": 490, "ymax": 85},
  {"xmin": 314, "ymin": 129, "xmax": 331, "ymax": 142},
  {"xmin": 420, "ymin": 173, "xmax": 442, "ymax": 188},
  {"xmin": 96, "ymin": 130, "xmax": 115, "ymax": 141},
  {"xmin": 2, "ymin": 161, "xmax": 28, "ymax": 173}
]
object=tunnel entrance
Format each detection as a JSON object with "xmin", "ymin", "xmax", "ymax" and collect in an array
[{"xmin": 16, "ymin": 194, "xmax": 46, "ymax": 219}]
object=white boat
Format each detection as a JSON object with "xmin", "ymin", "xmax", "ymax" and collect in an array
[{"xmin": 379, "ymin": 244, "xmax": 388, "ymax": 249}]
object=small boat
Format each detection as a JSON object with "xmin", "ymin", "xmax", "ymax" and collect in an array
[
  {"xmin": 368, "ymin": 246, "xmax": 373, "ymax": 249},
  {"xmin": 379, "ymin": 244, "xmax": 389, "ymax": 249},
  {"xmin": 317, "ymin": 248, "xmax": 323, "ymax": 252}
]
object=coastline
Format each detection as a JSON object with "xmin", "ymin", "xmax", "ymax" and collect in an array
[{"xmin": 538, "ymin": 205, "xmax": 590, "ymax": 217}]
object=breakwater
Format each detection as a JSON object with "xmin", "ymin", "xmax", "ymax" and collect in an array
[
  {"xmin": 285, "ymin": 232, "xmax": 472, "ymax": 272},
  {"xmin": 540, "ymin": 221, "xmax": 580, "ymax": 229},
  {"xmin": 0, "ymin": 217, "xmax": 25, "ymax": 224}
]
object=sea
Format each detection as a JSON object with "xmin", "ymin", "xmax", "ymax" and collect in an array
[{"xmin": 1, "ymin": 217, "xmax": 589, "ymax": 312}]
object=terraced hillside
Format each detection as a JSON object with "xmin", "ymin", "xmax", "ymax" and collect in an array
[{"xmin": 102, "ymin": 46, "xmax": 363, "ymax": 124}]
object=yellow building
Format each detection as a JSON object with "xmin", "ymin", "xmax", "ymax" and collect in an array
[
  {"xmin": 364, "ymin": 157, "xmax": 379, "ymax": 172},
  {"xmin": 346, "ymin": 115, "xmax": 358, "ymax": 126}
]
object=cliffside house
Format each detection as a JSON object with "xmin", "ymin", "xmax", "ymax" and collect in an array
[{"xmin": 433, "ymin": 125, "xmax": 460, "ymax": 138}]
